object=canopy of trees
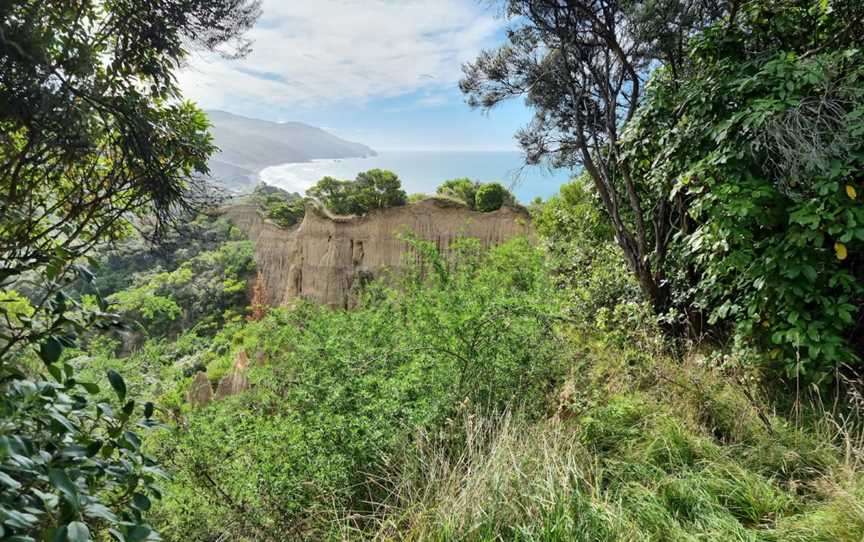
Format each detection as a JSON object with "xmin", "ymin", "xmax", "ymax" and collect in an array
[
  {"xmin": 306, "ymin": 169, "xmax": 407, "ymax": 215},
  {"xmin": 253, "ymin": 183, "xmax": 305, "ymax": 228},
  {"xmin": 436, "ymin": 178, "xmax": 515, "ymax": 211}
]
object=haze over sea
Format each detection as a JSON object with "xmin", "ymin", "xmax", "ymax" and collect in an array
[{"xmin": 259, "ymin": 149, "xmax": 576, "ymax": 203}]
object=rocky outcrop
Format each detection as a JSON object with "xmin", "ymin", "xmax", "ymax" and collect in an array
[
  {"xmin": 187, "ymin": 371, "xmax": 213, "ymax": 407},
  {"xmin": 221, "ymin": 198, "xmax": 533, "ymax": 308},
  {"xmin": 215, "ymin": 351, "xmax": 250, "ymax": 400}
]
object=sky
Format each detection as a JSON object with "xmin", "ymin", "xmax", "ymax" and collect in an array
[{"xmin": 177, "ymin": 0, "xmax": 532, "ymax": 150}]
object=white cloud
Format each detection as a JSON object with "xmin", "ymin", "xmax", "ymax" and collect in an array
[{"xmin": 178, "ymin": 0, "xmax": 503, "ymax": 111}]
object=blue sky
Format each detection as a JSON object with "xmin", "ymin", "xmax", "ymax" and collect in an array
[{"xmin": 178, "ymin": 0, "xmax": 532, "ymax": 150}]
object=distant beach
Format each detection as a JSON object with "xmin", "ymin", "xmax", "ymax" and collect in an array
[{"xmin": 259, "ymin": 149, "xmax": 577, "ymax": 202}]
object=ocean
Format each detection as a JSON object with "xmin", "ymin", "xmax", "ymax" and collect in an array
[{"xmin": 259, "ymin": 149, "xmax": 577, "ymax": 203}]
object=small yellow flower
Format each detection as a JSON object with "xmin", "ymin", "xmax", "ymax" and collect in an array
[
  {"xmin": 847, "ymin": 185, "xmax": 857, "ymax": 199},
  {"xmin": 835, "ymin": 242, "xmax": 848, "ymax": 260}
]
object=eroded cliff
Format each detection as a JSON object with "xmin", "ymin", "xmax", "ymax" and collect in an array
[{"xmin": 221, "ymin": 198, "xmax": 533, "ymax": 307}]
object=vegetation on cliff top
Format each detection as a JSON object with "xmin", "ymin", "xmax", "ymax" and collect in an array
[{"xmin": 253, "ymin": 174, "xmax": 518, "ymax": 229}]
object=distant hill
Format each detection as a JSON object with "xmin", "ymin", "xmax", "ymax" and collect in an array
[{"xmin": 203, "ymin": 110, "xmax": 376, "ymax": 192}]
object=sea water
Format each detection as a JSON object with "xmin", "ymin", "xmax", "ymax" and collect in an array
[{"xmin": 259, "ymin": 149, "xmax": 577, "ymax": 203}]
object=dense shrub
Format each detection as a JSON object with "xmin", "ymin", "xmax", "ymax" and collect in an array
[
  {"xmin": 623, "ymin": 1, "xmax": 864, "ymax": 382},
  {"xmin": 253, "ymin": 183, "xmax": 305, "ymax": 228},
  {"xmin": 437, "ymin": 178, "xmax": 515, "ymax": 211},
  {"xmin": 437, "ymin": 178, "xmax": 480, "ymax": 209},
  {"xmin": 147, "ymin": 236, "xmax": 568, "ymax": 539},
  {"xmin": 533, "ymin": 175, "xmax": 641, "ymax": 327},
  {"xmin": 109, "ymin": 239, "xmax": 254, "ymax": 338},
  {"xmin": 474, "ymin": 182, "xmax": 507, "ymax": 212}
]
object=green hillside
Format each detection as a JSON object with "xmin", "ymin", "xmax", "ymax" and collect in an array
[{"xmin": 2, "ymin": 1, "xmax": 864, "ymax": 541}]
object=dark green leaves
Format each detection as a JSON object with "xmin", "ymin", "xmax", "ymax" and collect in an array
[
  {"xmin": 66, "ymin": 521, "xmax": 90, "ymax": 542},
  {"xmin": 106, "ymin": 370, "xmax": 126, "ymax": 401},
  {"xmin": 132, "ymin": 493, "xmax": 151, "ymax": 512},
  {"xmin": 0, "ymin": 471, "xmax": 21, "ymax": 490},
  {"xmin": 39, "ymin": 337, "xmax": 63, "ymax": 365},
  {"xmin": 48, "ymin": 469, "xmax": 80, "ymax": 511}
]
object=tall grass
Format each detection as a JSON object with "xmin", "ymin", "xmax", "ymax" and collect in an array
[{"xmin": 343, "ymin": 344, "xmax": 864, "ymax": 541}]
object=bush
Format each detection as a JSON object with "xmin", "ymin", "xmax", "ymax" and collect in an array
[
  {"xmin": 437, "ymin": 178, "xmax": 479, "ymax": 209},
  {"xmin": 475, "ymin": 182, "xmax": 507, "ymax": 212},
  {"xmin": 253, "ymin": 183, "xmax": 305, "ymax": 228},
  {"xmin": 108, "ymin": 239, "xmax": 255, "ymax": 338},
  {"xmin": 622, "ymin": 2, "xmax": 864, "ymax": 382},
  {"xmin": 533, "ymin": 175, "xmax": 641, "ymax": 328}
]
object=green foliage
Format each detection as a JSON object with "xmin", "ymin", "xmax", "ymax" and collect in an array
[
  {"xmin": 407, "ymin": 193, "xmax": 432, "ymax": 203},
  {"xmin": 534, "ymin": 175, "xmax": 641, "ymax": 327},
  {"xmin": 623, "ymin": 0, "xmax": 864, "ymax": 381},
  {"xmin": 0, "ymin": 364, "xmax": 165, "ymax": 542},
  {"xmin": 436, "ymin": 178, "xmax": 516, "ymax": 211},
  {"xmin": 351, "ymin": 335, "xmax": 863, "ymax": 541},
  {"xmin": 306, "ymin": 169, "xmax": 407, "ymax": 215},
  {"xmin": 148, "ymin": 237, "xmax": 567, "ymax": 539},
  {"xmin": 86, "ymin": 215, "xmax": 246, "ymax": 297},
  {"xmin": 252, "ymin": 183, "xmax": 305, "ymax": 228},
  {"xmin": 108, "ymin": 239, "xmax": 255, "ymax": 338},
  {"xmin": 437, "ymin": 178, "xmax": 480, "ymax": 209},
  {"xmin": 474, "ymin": 182, "xmax": 508, "ymax": 212},
  {"xmin": 0, "ymin": 1, "xmax": 257, "ymax": 538},
  {"xmin": 0, "ymin": 262, "xmax": 167, "ymax": 540}
]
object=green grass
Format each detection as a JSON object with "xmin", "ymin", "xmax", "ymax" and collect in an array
[{"xmin": 349, "ymin": 343, "xmax": 864, "ymax": 541}]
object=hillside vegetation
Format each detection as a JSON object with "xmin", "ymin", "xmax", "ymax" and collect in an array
[
  {"xmin": 70, "ymin": 217, "xmax": 864, "ymax": 540},
  {"xmin": 1, "ymin": 1, "xmax": 864, "ymax": 542}
]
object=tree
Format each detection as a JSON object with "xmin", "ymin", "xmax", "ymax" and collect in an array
[
  {"xmin": 254, "ymin": 183, "xmax": 306, "ymax": 228},
  {"xmin": 0, "ymin": 0, "xmax": 259, "ymax": 538},
  {"xmin": 354, "ymin": 169, "xmax": 408, "ymax": 211},
  {"xmin": 438, "ymin": 178, "xmax": 480, "ymax": 209},
  {"xmin": 307, "ymin": 170, "xmax": 407, "ymax": 215},
  {"xmin": 306, "ymin": 176, "xmax": 354, "ymax": 214},
  {"xmin": 460, "ymin": 0, "xmax": 726, "ymax": 313},
  {"xmin": 436, "ymin": 178, "xmax": 515, "ymax": 211}
]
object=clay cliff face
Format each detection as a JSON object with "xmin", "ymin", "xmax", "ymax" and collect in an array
[{"xmin": 221, "ymin": 199, "xmax": 533, "ymax": 308}]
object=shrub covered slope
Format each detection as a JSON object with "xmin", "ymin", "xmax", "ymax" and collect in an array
[{"xmin": 76, "ymin": 223, "xmax": 864, "ymax": 541}]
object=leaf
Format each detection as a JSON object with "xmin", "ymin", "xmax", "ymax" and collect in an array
[
  {"xmin": 847, "ymin": 185, "xmax": 857, "ymax": 199},
  {"xmin": 122, "ymin": 431, "xmax": 141, "ymax": 451},
  {"xmin": 48, "ymin": 469, "xmax": 80, "ymax": 511},
  {"xmin": 66, "ymin": 522, "xmax": 91, "ymax": 542},
  {"xmin": 84, "ymin": 503, "xmax": 118, "ymax": 523},
  {"xmin": 1, "ymin": 508, "xmax": 39, "ymax": 529},
  {"xmin": 85, "ymin": 440, "xmax": 103, "ymax": 457},
  {"xmin": 834, "ymin": 242, "xmax": 848, "ymax": 260},
  {"xmin": 47, "ymin": 364, "xmax": 63, "ymax": 382},
  {"xmin": 78, "ymin": 381, "xmax": 100, "ymax": 394},
  {"xmin": 74, "ymin": 264, "xmax": 95, "ymax": 283},
  {"xmin": 39, "ymin": 337, "xmax": 63, "ymax": 365},
  {"xmin": 125, "ymin": 525, "xmax": 152, "ymax": 542},
  {"xmin": 106, "ymin": 370, "xmax": 126, "ymax": 401},
  {"xmin": 143, "ymin": 402, "xmax": 154, "ymax": 420},
  {"xmin": 0, "ymin": 470, "xmax": 21, "ymax": 490},
  {"xmin": 132, "ymin": 493, "xmax": 151, "ymax": 512}
]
